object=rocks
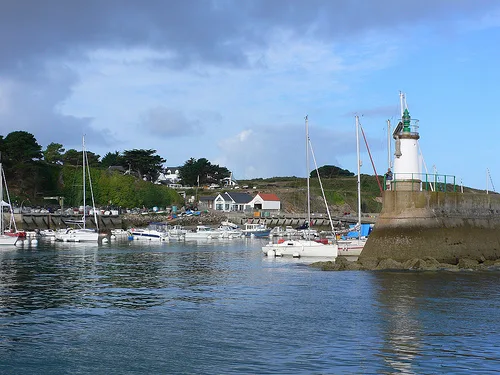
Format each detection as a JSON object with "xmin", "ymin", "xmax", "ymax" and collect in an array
[
  {"xmin": 376, "ymin": 258, "xmax": 404, "ymax": 270},
  {"xmin": 457, "ymin": 258, "xmax": 480, "ymax": 270},
  {"xmin": 312, "ymin": 255, "xmax": 500, "ymax": 272},
  {"xmin": 122, "ymin": 210, "xmax": 228, "ymax": 229}
]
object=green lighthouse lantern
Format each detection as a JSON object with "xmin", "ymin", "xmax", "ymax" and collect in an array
[{"xmin": 402, "ymin": 108, "xmax": 411, "ymax": 132}]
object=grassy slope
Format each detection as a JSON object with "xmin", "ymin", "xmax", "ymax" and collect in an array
[{"xmin": 234, "ymin": 175, "xmax": 383, "ymax": 215}]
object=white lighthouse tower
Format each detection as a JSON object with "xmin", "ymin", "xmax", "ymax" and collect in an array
[{"xmin": 391, "ymin": 95, "xmax": 421, "ymax": 191}]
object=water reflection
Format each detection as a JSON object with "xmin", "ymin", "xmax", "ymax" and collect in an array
[
  {"xmin": 0, "ymin": 239, "xmax": 262, "ymax": 315},
  {"xmin": 374, "ymin": 273, "xmax": 421, "ymax": 374},
  {"xmin": 373, "ymin": 271, "xmax": 500, "ymax": 374}
]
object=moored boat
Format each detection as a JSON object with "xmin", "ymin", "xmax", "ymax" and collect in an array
[
  {"xmin": 184, "ymin": 225, "xmax": 221, "ymax": 240},
  {"xmin": 55, "ymin": 136, "xmax": 99, "ymax": 243},
  {"xmin": 242, "ymin": 223, "xmax": 270, "ymax": 238},
  {"xmin": 262, "ymin": 116, "xmax": 337, "ymax": 258},
  {"xmin": 0, "ymin": 162, "xmax": 20, "ymax": 246},
  {"xmin": 129, "ymin": 223, "xmax": 169, "ymax": 241}
]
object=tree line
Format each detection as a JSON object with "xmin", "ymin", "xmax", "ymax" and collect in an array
[{"xmin": 0, "ymin": 130, "xmax": 231, "ymax": 208}]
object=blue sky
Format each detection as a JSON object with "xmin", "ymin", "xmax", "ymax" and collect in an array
[{"xmin": 0, "ymin": 0, "xmax": 499, "ymax": 189}]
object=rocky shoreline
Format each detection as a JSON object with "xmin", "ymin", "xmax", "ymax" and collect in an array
[
  {"xmin": 121, "ymin": 210, "xmax": 228, "ymax": 229},
  {"xmin": 311, "ymin": 256, "xmax": 500, "ymax": 272}
]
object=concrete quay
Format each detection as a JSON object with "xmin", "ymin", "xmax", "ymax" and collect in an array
[
  {"xmin": 15, "ymin": 213, "xmax": 122, "ymax": 231},
  {"xmin": 226, "ymin": 212, "xmax": 378, "ymax": 227}
]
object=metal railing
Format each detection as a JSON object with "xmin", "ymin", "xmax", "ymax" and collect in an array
[{"xmin": 383, "ymin": 173, "xmax": 457, "ymax": 192}]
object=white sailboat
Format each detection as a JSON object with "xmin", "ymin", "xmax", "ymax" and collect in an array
[
  {"xmin": 55, "ymin": 136, "xmax": 99, "ymax": 242},
  {"xmin": 262, "ymin": 116, "xmax": 338, "ymax": 259},
  {"xmin": 337, "ymin": 115, "xmax": 367, "ymax": 256},
  {"xmin": 0, "ymin": 162, "xmax": 19, "ymax": 246}
]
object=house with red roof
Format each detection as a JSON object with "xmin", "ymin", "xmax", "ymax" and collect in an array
[{"xmin": 249, "ymin": 193, "xmax": 281, "ymax": 211}]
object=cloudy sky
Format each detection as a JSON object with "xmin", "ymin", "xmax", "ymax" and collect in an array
[{"xmin": 1, "ymin": 0, "xmax": 499, "ymax": 188}]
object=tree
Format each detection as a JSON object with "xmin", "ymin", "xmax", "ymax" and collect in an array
[
  {"xmin": 62, "ymin": 149, "xmax": 81, "ymax": 166},
  {"xmin": 122, "ymin": 149, "xmax": 166, "ymax": 182},
  {"xmin": 62, "ymin": 148, "xmax": 100, "ymax": 166},
  {"xmin": 178, "ymin": 157, "xmax": 230, "ymax": 186},
  {"xmin": 85, "ymin": 151, "xmax": 101, "ymax": 167},
  {"xmin": 311, "ymin": 165, "xmax": 354, "ymax": 178},
  {"xmin": 2, "ymin": 131, "xmax": 43, "ymax": 164},
  {"xmin": 43, "ymin": 143, "xmax": 65, "ymax": 164},
  {"xmin": 101, "ymin": 151, "xmax": 123, "ymax": 168}
]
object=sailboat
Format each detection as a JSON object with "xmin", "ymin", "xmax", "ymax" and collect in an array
[
  {"xmin": 0, "ymin": 162, "xmax": 19, "ymax": 246},
  {"xmin": 337, "ymin": 115, "xmax": 367, "ymax": 256},
  {"xmin": 262, "ymin": 116, "xmax": 338, "ymax": 259},
  {"xmin": 55, "ymin": 136, "xmax": 99, "ymax": 242}
]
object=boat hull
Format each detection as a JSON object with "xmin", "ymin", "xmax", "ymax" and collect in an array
[
  {"xmin": 0, "ymin": 234, "xmax": 18, "ymax": 245},
  {"xmin": 129, "ymin": 229, "xmax": 168, "ymax": 241},
  {"xmin": 337, "ymin": 239, "xmax": 366, "ymax": 257},
  {"xmin": 55, "ymin": 229, "xmax": 99, "ymax": 242},
  {"xmin": 263, "ymin": 240, "xmax": 338, "ymax": 258},
  {"xmin": 243, "ymin": 230, "xmax": 271, "ymax": 238}
]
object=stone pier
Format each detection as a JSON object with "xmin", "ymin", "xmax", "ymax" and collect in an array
[{"xmin": 360, "ymin": 190, "xmax": 500, "ymax": 263}]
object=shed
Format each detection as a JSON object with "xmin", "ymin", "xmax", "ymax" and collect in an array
[{"xmin": 249, "ymin": 193, "xmax": 281, "ymax": 211}]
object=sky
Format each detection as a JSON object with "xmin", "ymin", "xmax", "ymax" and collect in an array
[{"xmin": 0, "ymin": 0, "xmax": 499, "ymax": 189}]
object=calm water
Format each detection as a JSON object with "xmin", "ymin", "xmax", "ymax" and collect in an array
[{"xmin": 0, "ymin": 238, "xmax": 499, "ymax": 374}]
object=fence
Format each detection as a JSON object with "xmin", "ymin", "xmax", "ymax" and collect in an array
[{"xmin": 384, "ymin": 173, "xmax": 457, "ymax": 192}]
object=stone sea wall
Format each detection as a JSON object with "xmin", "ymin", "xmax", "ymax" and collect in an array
[{"xmin": 359, "ymin": 191, "xmax": 500, "ymax": 264}]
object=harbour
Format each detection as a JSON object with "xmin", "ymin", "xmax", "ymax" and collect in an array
[
  {"xmin": 14, "ymin": 211, "xmax": 377, "ymax": 231},
  {"xmin": 0, "ymin": 238, "xmax": 499, "ymax": 374}
]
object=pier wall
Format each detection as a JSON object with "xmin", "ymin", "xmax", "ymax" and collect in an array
[
  {"xmin": 15, "ymin": 214, "xmax": 123, "ymax": 231},
  {"xmin": 360, "ymin": 191, "xmax": 500, "ymax": 263}
]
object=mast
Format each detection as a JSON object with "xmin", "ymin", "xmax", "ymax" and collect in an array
[
  {"xmin": 355, "ymin": 116, "xmax": 361, "ymax": 241},
  {"xmin": 387, "ymin": 119, "xmax": 392, "ymax": 169},
  {"xmin": 0, "ymin": 161, "xmax": 3, "ymax": 235},
  {"xmin": 82, "ymin": 135, "xmax": 86, "ymax": 229},
  {"xmin": 399, "ymin": 91, "xmax": 405, "ymax": 118},
  {"xmin": 305, "ymin": 115, "xmax": 311, "ymax": 240}
]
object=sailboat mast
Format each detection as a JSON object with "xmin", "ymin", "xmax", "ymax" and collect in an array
[
  {"xmin": 387, "ymin": 119, "xmax": 392, "ymax": 169},
  {"xmin": 305, "ymin": 115, "xmax": 311, "ymax": 239},
  {"xmin": 356, "ymin": 116, "xmax": 361, "ymax": 241},
  {"xmin": 0, "ymin": 162, "xmax": 3, "ymax": 235},
  {"xmin": 399, "ymin": 91, "xmax": 405, "ymax": 118},
  {"xmin": 82, "ymin": 136, "xmax": 86, "ymax": 230}
]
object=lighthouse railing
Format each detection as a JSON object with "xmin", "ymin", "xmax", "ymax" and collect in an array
[{"xmin": 385, "ymin": 173, "xmax": 456, "ymax": 192}]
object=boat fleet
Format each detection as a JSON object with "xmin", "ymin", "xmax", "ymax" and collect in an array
[{"xmin": 0, "ymin": 114, "xmax": 374, "ymax": 260}]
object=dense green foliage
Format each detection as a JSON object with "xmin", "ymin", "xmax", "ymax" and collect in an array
[
  {"xmin": 122, "ymin": 149, "xmax": 166, "ymax": 181},
  {"xmin": 2, "ymin": 131, "xmax": 43, "ymax": 166},
  {"xmin": 43, "ymin": 142, "xmax": 65, "ymax": 165},
  {"xmin": 310, "ymin": 165, "xmax": 354, "ymax": 178},
  {"xmin": 101, "ymin": 151, "xmax": 122, "ymax": 168},
  {"xmin": 179, "ymin": 158, "xmax": 230, "ymax": 186},
  {"xmin": 60, "ymin": 167, "xmax": 184, "ymax": 208}
]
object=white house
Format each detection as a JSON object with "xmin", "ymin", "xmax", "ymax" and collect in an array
[
  {"xmin": 164, "ymin": 167, "xmax": 181, "ymax": 184},
  {"xmin": 221, "ymin": 172, "xmax": 238, "ymax": 187},
  {"xmin": 213, "ymin": 192, "xmax": 253, "ymax": 212},
  {"xmin": 249, "ymin": 193, "xmax": 281, "ymax": 211}
]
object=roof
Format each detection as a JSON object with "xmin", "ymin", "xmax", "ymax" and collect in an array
[
  {"xmin": 224, "ymin": 192, "xmax": 253, "ymax": 204},
  {"xmin": 165, "ymin": 167, "xmax": 181, "ymax": 173},
  {"xmin": 199, "ymin": 196, "xmax": 216, "ymax": 201},
  {"xmin": 257, "ymin": 193, "xmax": 280, "ymax": 201}
]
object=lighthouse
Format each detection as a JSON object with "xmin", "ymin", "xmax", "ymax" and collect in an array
[{"xmin": 391, "ymin": 97, "xmax": 421, "ymax": 191}]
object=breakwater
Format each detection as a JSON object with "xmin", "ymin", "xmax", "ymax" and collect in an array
[
  {"xmin": 16, "ymin": 211, "xmax": 377, "ymax": 232},
  {"xmin": 16, "ymin": 213, "xmax": 123, "ymax": 231},
  {"xmin": 360, "ymin": 190, "xmax": 500, "ymax": 263}
]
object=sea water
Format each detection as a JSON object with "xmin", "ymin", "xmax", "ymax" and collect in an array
[{"xmin": 0, "ymin": 238, "xmax": 499, "ymax": 374}]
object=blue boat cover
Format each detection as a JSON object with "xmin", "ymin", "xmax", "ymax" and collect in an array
[{"xmin": 344, "ymin": 223, "xmax": 372, "ymax": 239}]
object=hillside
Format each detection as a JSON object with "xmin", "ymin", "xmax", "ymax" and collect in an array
[
  {"xmin": 197, "ymin": 175, "xmax": 384, "ymax": 215},
  {"xmin": 198, "ymin": 175, "xmax": 492, "ymax": 216}
]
